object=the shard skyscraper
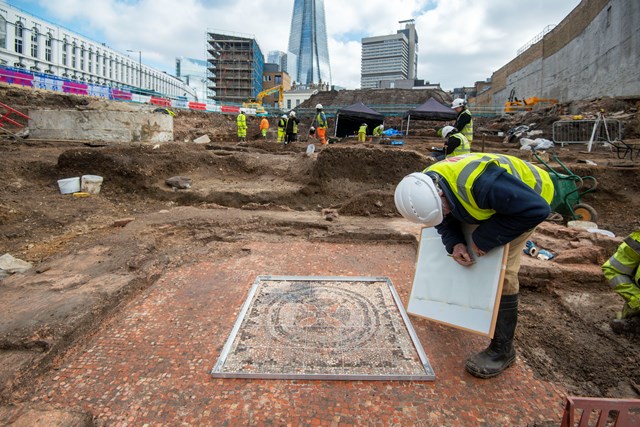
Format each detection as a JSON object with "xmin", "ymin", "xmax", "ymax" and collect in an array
[{"xmin": 287, "ymin": 0, "xmax": 332, "ymax": 86}]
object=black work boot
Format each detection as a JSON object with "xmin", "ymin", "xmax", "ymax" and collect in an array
[
  {"xmin": 465, "ymin": 294, "xmax": 518, "ymax": 379},
  {"xmin": 610, "ymin": 317, "xmax": 640, "ymax": 334}
]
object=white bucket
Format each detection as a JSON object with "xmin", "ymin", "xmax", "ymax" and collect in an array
[
  {"xmin": 81, "ymin": 175, "xmax": 103, "ymax": 195},
  {"xmin": 57, "ymin": 177, "xmax": 80, "ymax": 194}
]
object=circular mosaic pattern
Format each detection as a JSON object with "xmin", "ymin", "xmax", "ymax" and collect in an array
[{"xmin": 266, "ymin": 284, "xmax": 380, "ymax": 350}]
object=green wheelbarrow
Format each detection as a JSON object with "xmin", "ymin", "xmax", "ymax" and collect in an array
[{"xmin": 532, "ymin": 149, "xmax": 599, "ymax": 222}]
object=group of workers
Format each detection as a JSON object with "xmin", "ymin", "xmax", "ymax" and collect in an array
[
  {"xmin": 236, "ymin": 110, "xmax": 300, "ymax": 144},
  {"xmin": 236, "ymin": 105, "xmax": 323, "ymax": 145},
  {"xmin": 355, "ymin": 123, "xmax": 385, "ymax": 143},
  {"xmin": 236, "ymin": 102, "xmax": 396, "ymax": 145},
  {"xmin": 394, "ymin": 97, "xmax": 638, "ymax": 381}
]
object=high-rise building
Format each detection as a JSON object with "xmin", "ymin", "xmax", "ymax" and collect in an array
[
  {"xmin": 206, "ymin": 32, "xmax": 264, "ymax": 104},
  {"xmin": 267, "ymin": 50, "xmax": 297, "ymax": 85},
  {"xmin": 360, "ymin": 20, "xmax": 419, "ymax": 89},
  {"xmin": 398, "ymin": 19, "xmax": 418, "ymax": 80},
  {"xmin": 287, "ymin": 0, "xmax": 331, "ymax": 86},
  {"xmin": 361, "ymin": 33, "xmax": 409, "ymax": 89}
]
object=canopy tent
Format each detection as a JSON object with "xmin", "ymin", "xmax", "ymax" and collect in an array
[
  {"xmin": 334, "ymin": 102, "xmax": 384, "ymax": 138},
  {"xmin": 402, "ymin": 97, "xmax": 457, "ymax": 136}
]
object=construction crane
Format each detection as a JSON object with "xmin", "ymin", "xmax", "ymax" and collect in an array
[
  {"xmin": 242, "ymin": 85, "xmax": 284, "ymax": 115},
  {"xmin": 505, "ymin": 88, "xmax": 558, "ymax": 114}
]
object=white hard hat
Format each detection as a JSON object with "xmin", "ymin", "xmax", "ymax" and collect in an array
[
  {"xmin": 316, "ymin": 103, "xmax": 323, "ymax": 109},
  {"xmin": 451, "ymin": 98, "xmax": 466, "ymax": 109},
  {"xmin": 394, "ymin": 172, "xmax": 443, "ymax": 226},
  {"xmin": 281, "ymin": 114, "xmax": 287, "ymax": 119},
  {"xmin": 380, "ymin": 124, "xmax": 384, "ymax": 130},
  {"xmin": 441, "ymin": 125, "xmax": 455, "ymax": 139},
  {"xmin": 289, "ymin": 111, "xmax": 296, "ymax": 117}
]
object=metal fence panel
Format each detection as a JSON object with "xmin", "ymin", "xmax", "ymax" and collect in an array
[{"xmin": 552, "ymin": 119, "xmax": 622, "ymax": 145}]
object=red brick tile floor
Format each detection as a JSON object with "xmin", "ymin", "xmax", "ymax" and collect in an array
[{"xmin": 31, "ymin": 241, "xmax": 566, "ymax": 426}]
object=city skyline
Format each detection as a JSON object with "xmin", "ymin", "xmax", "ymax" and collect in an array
[{"xmin": 4, "ymin": 0, "xmax": 581, "ymax": 90}]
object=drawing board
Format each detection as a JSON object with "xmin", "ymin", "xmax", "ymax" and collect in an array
[{"xmin": 407, "ymin": 226, "xmax": 509, "ymax": 337}]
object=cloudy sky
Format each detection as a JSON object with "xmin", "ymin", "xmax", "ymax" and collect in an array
[{"xmin": 8, "ymin": 0, "xmax": 581, "ymax": 90}]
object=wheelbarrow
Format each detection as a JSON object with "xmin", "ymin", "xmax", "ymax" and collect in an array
[{"xmin": 532, "ymin": 149, "xmax": 598, "ymax": 222}]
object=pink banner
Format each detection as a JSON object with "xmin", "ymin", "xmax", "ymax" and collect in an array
[
  {"xmin": 0, "ymin": 69, "xmax": 34, "ymax": 86},
  {"xmin": 111, "ymin": 89, "xmax": 132, "ymax": 100},
  {"xmin": 62, "ymin": 81, "xmax": 88, "ymax": 95}
]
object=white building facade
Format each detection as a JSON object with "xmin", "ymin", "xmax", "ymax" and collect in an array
[
  {"xmin": 283, "ymin": 88, "xmax": 317, "ymax": 111},
  {"xmin": 0, "ymin": 1, "xmax": 193, "ymax": 98}
]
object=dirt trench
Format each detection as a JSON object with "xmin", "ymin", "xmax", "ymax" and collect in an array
[{"xmin": 1, "ymin": 86, "xmax": 640, "ymax": 420}]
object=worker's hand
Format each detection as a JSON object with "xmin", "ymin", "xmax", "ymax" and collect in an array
[
  {"xmin": 471, "ymin": 241, "xmax": 486, "ymax": 257},
  {"xmin": 451, "ymin": 243, "xmax": 475, "ymax": 267}
]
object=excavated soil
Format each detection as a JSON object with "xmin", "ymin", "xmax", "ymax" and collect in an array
[{"xmin": 1, "ymin": 84, "xmax": 640, "ymax": 420}]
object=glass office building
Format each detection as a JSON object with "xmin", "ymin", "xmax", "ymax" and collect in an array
[
  {"xmin": 267, "ymin": 50, "xmax": 297, "ymax": 84},
  {"xmin": 175, "ymin": 57, "xmax": 209, "ymax": 101},
  {"xmin": 287, "ymin": 0, "xmax": 331, "ymax": 86}
]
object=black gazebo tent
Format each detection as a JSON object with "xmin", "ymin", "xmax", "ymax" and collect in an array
[
  {"xmin": 402, "ymin": 97, "xmax": 457, "ymax": 135},
  {"xmin": 334, "ymin": 102, "xmax": 384, "ymax": 138}
]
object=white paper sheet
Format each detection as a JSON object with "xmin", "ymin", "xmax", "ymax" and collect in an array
[{"xmin": 407, "ymin": 226, "xmax": 508, "ymax": 337}]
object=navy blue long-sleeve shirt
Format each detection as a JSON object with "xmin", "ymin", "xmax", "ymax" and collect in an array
[
  {"xmin": 430, "ymin": 164, "xmax": 551, "ymax": 254},
  {"xmin": 453, "ymin": 109, "xmax": 471, "ymax": 134}
]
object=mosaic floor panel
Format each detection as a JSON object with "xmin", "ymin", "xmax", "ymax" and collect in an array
[{"xmin": 211, "ymin": 276, "xmax": 434, "ymax": 380}]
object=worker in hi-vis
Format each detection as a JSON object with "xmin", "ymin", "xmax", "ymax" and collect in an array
[
  {"xmin": 373, "ymin": 124, "xmax": 384, "ymax": 144},
  {"xmin": 237, "ymin": 110, "xmax": 247, "ymax": 142},
  {"xmin": 394, "ymin": 153, "xmax": 554, "ymax": 379},
  {"xmin": 285, "ymin": 111, "xmax": 299, "ymax": 144},
  {"xmin": 357, "ymin": 123, "xmax": 368, "ymax": 142},
  {"xmin": 431, "ymin": 125, "xmax": 470, "ymax": 161},
  {"xmin": 260, "ymin": 116, "xmax": 269, "ymax": 140},
  {"xmin": 277, "ymin": 114, "xmax": 287, "ymax": 143},
  {"xmin": 602, "ymin": 230, "xmax": 640, "ymax": 334},
  {"xmin": 315, "ymin": 104, "xmax": 328, "ymax": 145},
  {"xmin": 451, "ymin": 98, "xmax": 473, "ymax": 144}
]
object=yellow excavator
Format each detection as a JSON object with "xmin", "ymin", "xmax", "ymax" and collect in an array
[
  {"xmin": 242, "ymin": 85, "xmax": 285, "ymax": 115},
  {"xmin": 505, "ymin": 88, "xmax": 558, "ymax": 114}
]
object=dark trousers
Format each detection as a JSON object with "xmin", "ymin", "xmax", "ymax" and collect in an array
[{"xmin": 285, "ymin": 133, "xmax": 297, "ymax": 143}]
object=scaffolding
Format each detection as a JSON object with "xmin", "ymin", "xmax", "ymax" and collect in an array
[{"xmin": 206, "ymin": 32, "xmax": 263, "ymax": 105}]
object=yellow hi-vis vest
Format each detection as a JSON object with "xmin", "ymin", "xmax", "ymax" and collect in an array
[
  {"xmin": 460, "ymin": 109, "xmax": 473, "ymax": 143},
  {"xmin": 317, "ymin": 112, "xmax": 327, "ymax": 129},
  {"xmin": 237, "ymin": 113, "xmax": 246, "ymax": 128},
  {"xmin": 425, "ymin": 153, "xmax": 554, "ymax": 221},
  {"xmin": 448, "ymin": 134, "xmax": 471, "ymax": 157},
  {"xmin": 602, "ymin": 231, "xmax": 640, "ymax": 312}
]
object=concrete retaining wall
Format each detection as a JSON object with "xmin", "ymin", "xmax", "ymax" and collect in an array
[
  {"xmin": 28, "ymin": 110, "xmax": 174, "ymax": 143},
  {"xmin": 486, "ymin": 0, "xmax": 640, "ymax": 106}
]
